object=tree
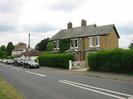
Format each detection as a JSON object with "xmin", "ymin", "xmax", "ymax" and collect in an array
[
  {"xmin": 0, "ymin": 49, "xmax": 8, "ymax": 59},
  {"xmin": 59, "ymin": 39, "xmax": 70, "ymax": 53},
  {"xmin": 6, "ymin": 42, "xmax": 14, "ymax": 56},
  {"xmin": 35, "ymin": 38, "xmax": 49, "ymax": 51},
  {"xmin": 0, "ymin": 45, "xmax": 6, "ymax": 51},
  {"xmin": 129, "ymin": 41, "xmax": 133, "ymax": 49},
  {"xmin": 47, "ymin": 42, "xmax": 54, "ymax": 52}
]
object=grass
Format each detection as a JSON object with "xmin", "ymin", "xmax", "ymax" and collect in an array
[{"xmin": 0, "ymin": 76, "xmax": 24, "ymax": 99}]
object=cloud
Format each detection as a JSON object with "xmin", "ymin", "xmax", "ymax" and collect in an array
[
  {"xmin": 0, "ymin": 0, "xmax": 22, "ymax": 13},
  {"xmin": 22, "ymin": 24, "xmax": 58, "ymax": 33},
  {"xmin": 117, "ymin": 23, "xmax": 133, "ymax": 34},
  {"xmin": 0, "ymin": 24, "xmax": 15, "ymax": 32},
  {"xmin": 47, "ymin": 0, "xmax": 87, "ymax": 12},
  {"xmin": 119, "ymin": 34, "xmax": 133, "ymax": 48}
]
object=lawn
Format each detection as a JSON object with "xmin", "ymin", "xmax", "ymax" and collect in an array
[{"xmin": 0, "ymin": 76, "xmax": 24, "ymax": 99}]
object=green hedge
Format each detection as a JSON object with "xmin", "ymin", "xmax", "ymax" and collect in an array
[
  {"xmin": 88, "ymin": 49, "xmax": 133, "ymax": 73},
  {"xmin": 38, "ymin": 53, "xmax": 75, "ymax": 69}
]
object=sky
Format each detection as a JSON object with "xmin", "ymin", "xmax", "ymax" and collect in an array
[{"xmin": 0, "ymin": 0, "xmax": 133, "ymax": 48}]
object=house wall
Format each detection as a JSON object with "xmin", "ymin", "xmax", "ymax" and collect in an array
[
  {"xmin": 106, "ymin": 29, "xmax": 119, "ymax": 49},
  {"xmin": 20, "ymin": 56, "xmax": 38, "ymax": 61},
  {"xmin": 83, "ymin": 29, "xmax": 119, "ymax": 51},
  {"xmin": 12, "ymin": 50, "xmax": 24, "ymax": 56},
  {"xmin": 83, "ymin": 37, "xmax": 89, "ymax": 50},
  {"xmin": 100, "ymin": 35, "xmax": 108, "ymax": 49}
]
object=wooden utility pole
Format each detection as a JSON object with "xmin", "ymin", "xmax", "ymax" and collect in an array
[{"xmin": 28, "ymin": 33, "xmax": 30, "ymax": 60}]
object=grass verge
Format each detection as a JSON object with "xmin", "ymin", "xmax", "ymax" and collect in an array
[{"xmin": 0, "ymin": 76, "xmax": 24, "ymax": 99}]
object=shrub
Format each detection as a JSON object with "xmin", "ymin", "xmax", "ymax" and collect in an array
[
  {"xmin": 38, "ymin": 53, "xmax": 75, "ymax": 69},
  {"xmin": 59, "ymin": 39, "xmax": 70, "ymax": 53},
  {"xmin": 88, "ymin": 48, "xmax": 133, "ymax": 73}
]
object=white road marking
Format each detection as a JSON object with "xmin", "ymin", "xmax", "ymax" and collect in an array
[
  {"xmin": 63, "ymin": 80, "xmax": 132, "ymax": 97},
  {"xmin": 59, "ymin": 80, "xmax": 133, "ymax": 99},
  {"xmin": 25, "ymin": 71, "xmax": 46, "ymax": 77},
  {"xmin": 11, "ymin": 67, "xmax": 21, "ymax": 70}
]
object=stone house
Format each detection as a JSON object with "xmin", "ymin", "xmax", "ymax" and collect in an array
[
  {"xmin": 50, "ymin": 20, "xmax": 120, "ymax": 61},
  {"xmin": 12, "ymin": 42, "xmax": 28, "ymax": 56}
]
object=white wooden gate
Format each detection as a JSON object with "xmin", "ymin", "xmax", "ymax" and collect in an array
[{"xmin": 69, "ymin": 60, "xmax": 85, "ymax": 70}]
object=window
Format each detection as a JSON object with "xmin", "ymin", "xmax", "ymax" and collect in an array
[
  {"xmin": 89, "ymin": 37, "xmax": 93, "ymax": 47},
  {"xmin": 95, "ymin": 36, "xmax": 100, "ymax": 47},
  {"xmin": 70, "ymin": 40, "xmax": 74, "ymax": 48},
  {"xmin": 74, "ymin": 39, "xmax": 78, "ymax": 48},
  {"xmin": 53, "ymin": 41, "xmax": 59, "ymax": 49},
  {"xmin": 70, "ymin": 39, "xmax": 78, "ymax": 48}
]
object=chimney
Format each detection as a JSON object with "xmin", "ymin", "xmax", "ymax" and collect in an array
[
  {"xmin": 81, "ymin": 19, "xmax": 87, "ymax": 26},
  {"xmin": 67, "ymin": 22, "xmax": 72, "ymax": 29}
]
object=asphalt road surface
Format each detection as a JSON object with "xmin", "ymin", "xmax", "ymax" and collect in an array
[{"xmin": 0, "ymin": 63, "xmax": 133, "ymax": 99}]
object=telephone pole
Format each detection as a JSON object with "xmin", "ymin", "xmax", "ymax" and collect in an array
[{"xmin": 28, "ymin": 33, "xmax": 31, "ymax": 60}]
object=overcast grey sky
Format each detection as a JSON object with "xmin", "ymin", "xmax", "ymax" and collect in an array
[{"xmin": 0, "ymin": 0, "xmax": 133, "ymax": 48}]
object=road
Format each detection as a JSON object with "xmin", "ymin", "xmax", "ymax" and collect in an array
[{"xmin": 0, "ymin": 63, "xmax": 133, "ymax": 99}]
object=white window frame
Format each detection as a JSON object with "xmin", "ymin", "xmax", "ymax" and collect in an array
[
  {"xmin": 89, "ymin": 37, "xmax": 94, "ymax": 47},
  {"xmin": 53, "ymin": 40, "xmax": 59, "ymax": 50},
  {"xmin": 70, "ymin": 38, "xmax": 79, "ymax": 49},
  {"xmin": 95, "ymin": 36, "xmax": 100, "ymax": 47}
]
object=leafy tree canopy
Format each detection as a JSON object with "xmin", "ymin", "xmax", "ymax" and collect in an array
[
  {"xmin": 59, "ymin": 39, "xmax": 70, "ymax": 53},
  {"xmin": 47, "ymin": 42, "xmax": 54, "ymax": 52},
  {"xmin": 6, "ymin": 42, "xmax": 14, "ymax": 56},
  {"xmin": 35, "ymin": 38, "xmax": 49, "ymax": 51},
  {"xmin": 129, "ymin": 41, "xmax": 133, "ymax": 49}
]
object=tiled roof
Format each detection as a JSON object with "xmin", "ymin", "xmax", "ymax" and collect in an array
[
  {"xmin": 19, "ymin": 50, "xmax": 40, "ymax": 56},
  {"xmin": 50, "ymin": 24, "xmax": 119, "ymax": 41}
]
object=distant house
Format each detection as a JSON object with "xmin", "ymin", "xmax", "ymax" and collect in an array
[
  {"xmin": 50, "ymin": 19, "xmax": 120, "ymax": 61},
  {"xmin": 19, "ymin": 50, "xmax": 40, "ymax": 60},
  {"xmin": 12, "ymin": 42, "xmax": 28, "ymax": 56}
]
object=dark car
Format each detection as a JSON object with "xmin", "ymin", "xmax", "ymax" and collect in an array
[{"xmin": 13, "ymin": 59, "xmax": 24, "ymax": 67}]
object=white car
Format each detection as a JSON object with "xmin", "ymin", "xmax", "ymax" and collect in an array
[{"xmin": 23, "ymin": 60, "xmax": 39, "ymax": 69}]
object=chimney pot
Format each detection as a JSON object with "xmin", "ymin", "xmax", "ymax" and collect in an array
[
  {"xmin": 81, "ymin": 19, "xmax": 87, "ymax": 26},
  {"xmin": 67, "ymin": 22, "xmax": 72, "ymax": 29}
]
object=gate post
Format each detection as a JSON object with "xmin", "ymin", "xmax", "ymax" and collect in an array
[{"xmin": 69, "ymin": 60, "xmax": 73, "ymax": 70}]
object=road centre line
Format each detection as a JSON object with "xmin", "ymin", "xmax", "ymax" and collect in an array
[
  {"xmin": 59, "ymin": 80, "xmax": 133, "ymax": 99},
  {"xmin": 11, "ymin": 67, "xmax": 21, "ymax": 70},
  {"xmin": 25, "ymin": 71, "xmax": 46, "ymax": 77},
  {"xmin": 63, "ymin": 80, "xmax": 132, "ymax": 97}
]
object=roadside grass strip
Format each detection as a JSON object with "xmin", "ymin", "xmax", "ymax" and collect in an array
[
  {"xmin": 25, "ymin": 71, "xmax": 46, "ymax": 77},
  {"xmin": 0, "ymin": 76, "xmax": 24, "ymax": 99},
  {"xmin": 59, "ymin": 80, "xmax": 133, "ymax": 99}
]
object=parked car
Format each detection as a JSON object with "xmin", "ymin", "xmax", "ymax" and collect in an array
[
  {"xmin": 2, "ymin": 59, "xmax": 7, "ymax": 63},
  {"xmin": 6, "ymin": 59, "xmax": 14, "ymax": 64},
  {"xmin": 13, "ymin": 59, "xmax": 24, "ymax": 67},
  {"xmin": 23, "ymin": 60, "xmax": 39, "ymax": 69}
]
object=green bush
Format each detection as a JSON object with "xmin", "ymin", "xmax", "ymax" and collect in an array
[
  {"xmin": 38, "ymin": 53, "xmax": 75, "ymax": 69},
  {"xmin": 59, "ymin": 39, "xmax": 70, "ymax": 53},
  {"xmin": 88, "ymin": 48, "xmax": 133, "ymax": 73}
]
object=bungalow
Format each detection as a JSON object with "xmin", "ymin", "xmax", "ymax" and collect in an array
[{"xmin": 50, "ymin": 19, "xmax": 120, "ymax": 61}]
